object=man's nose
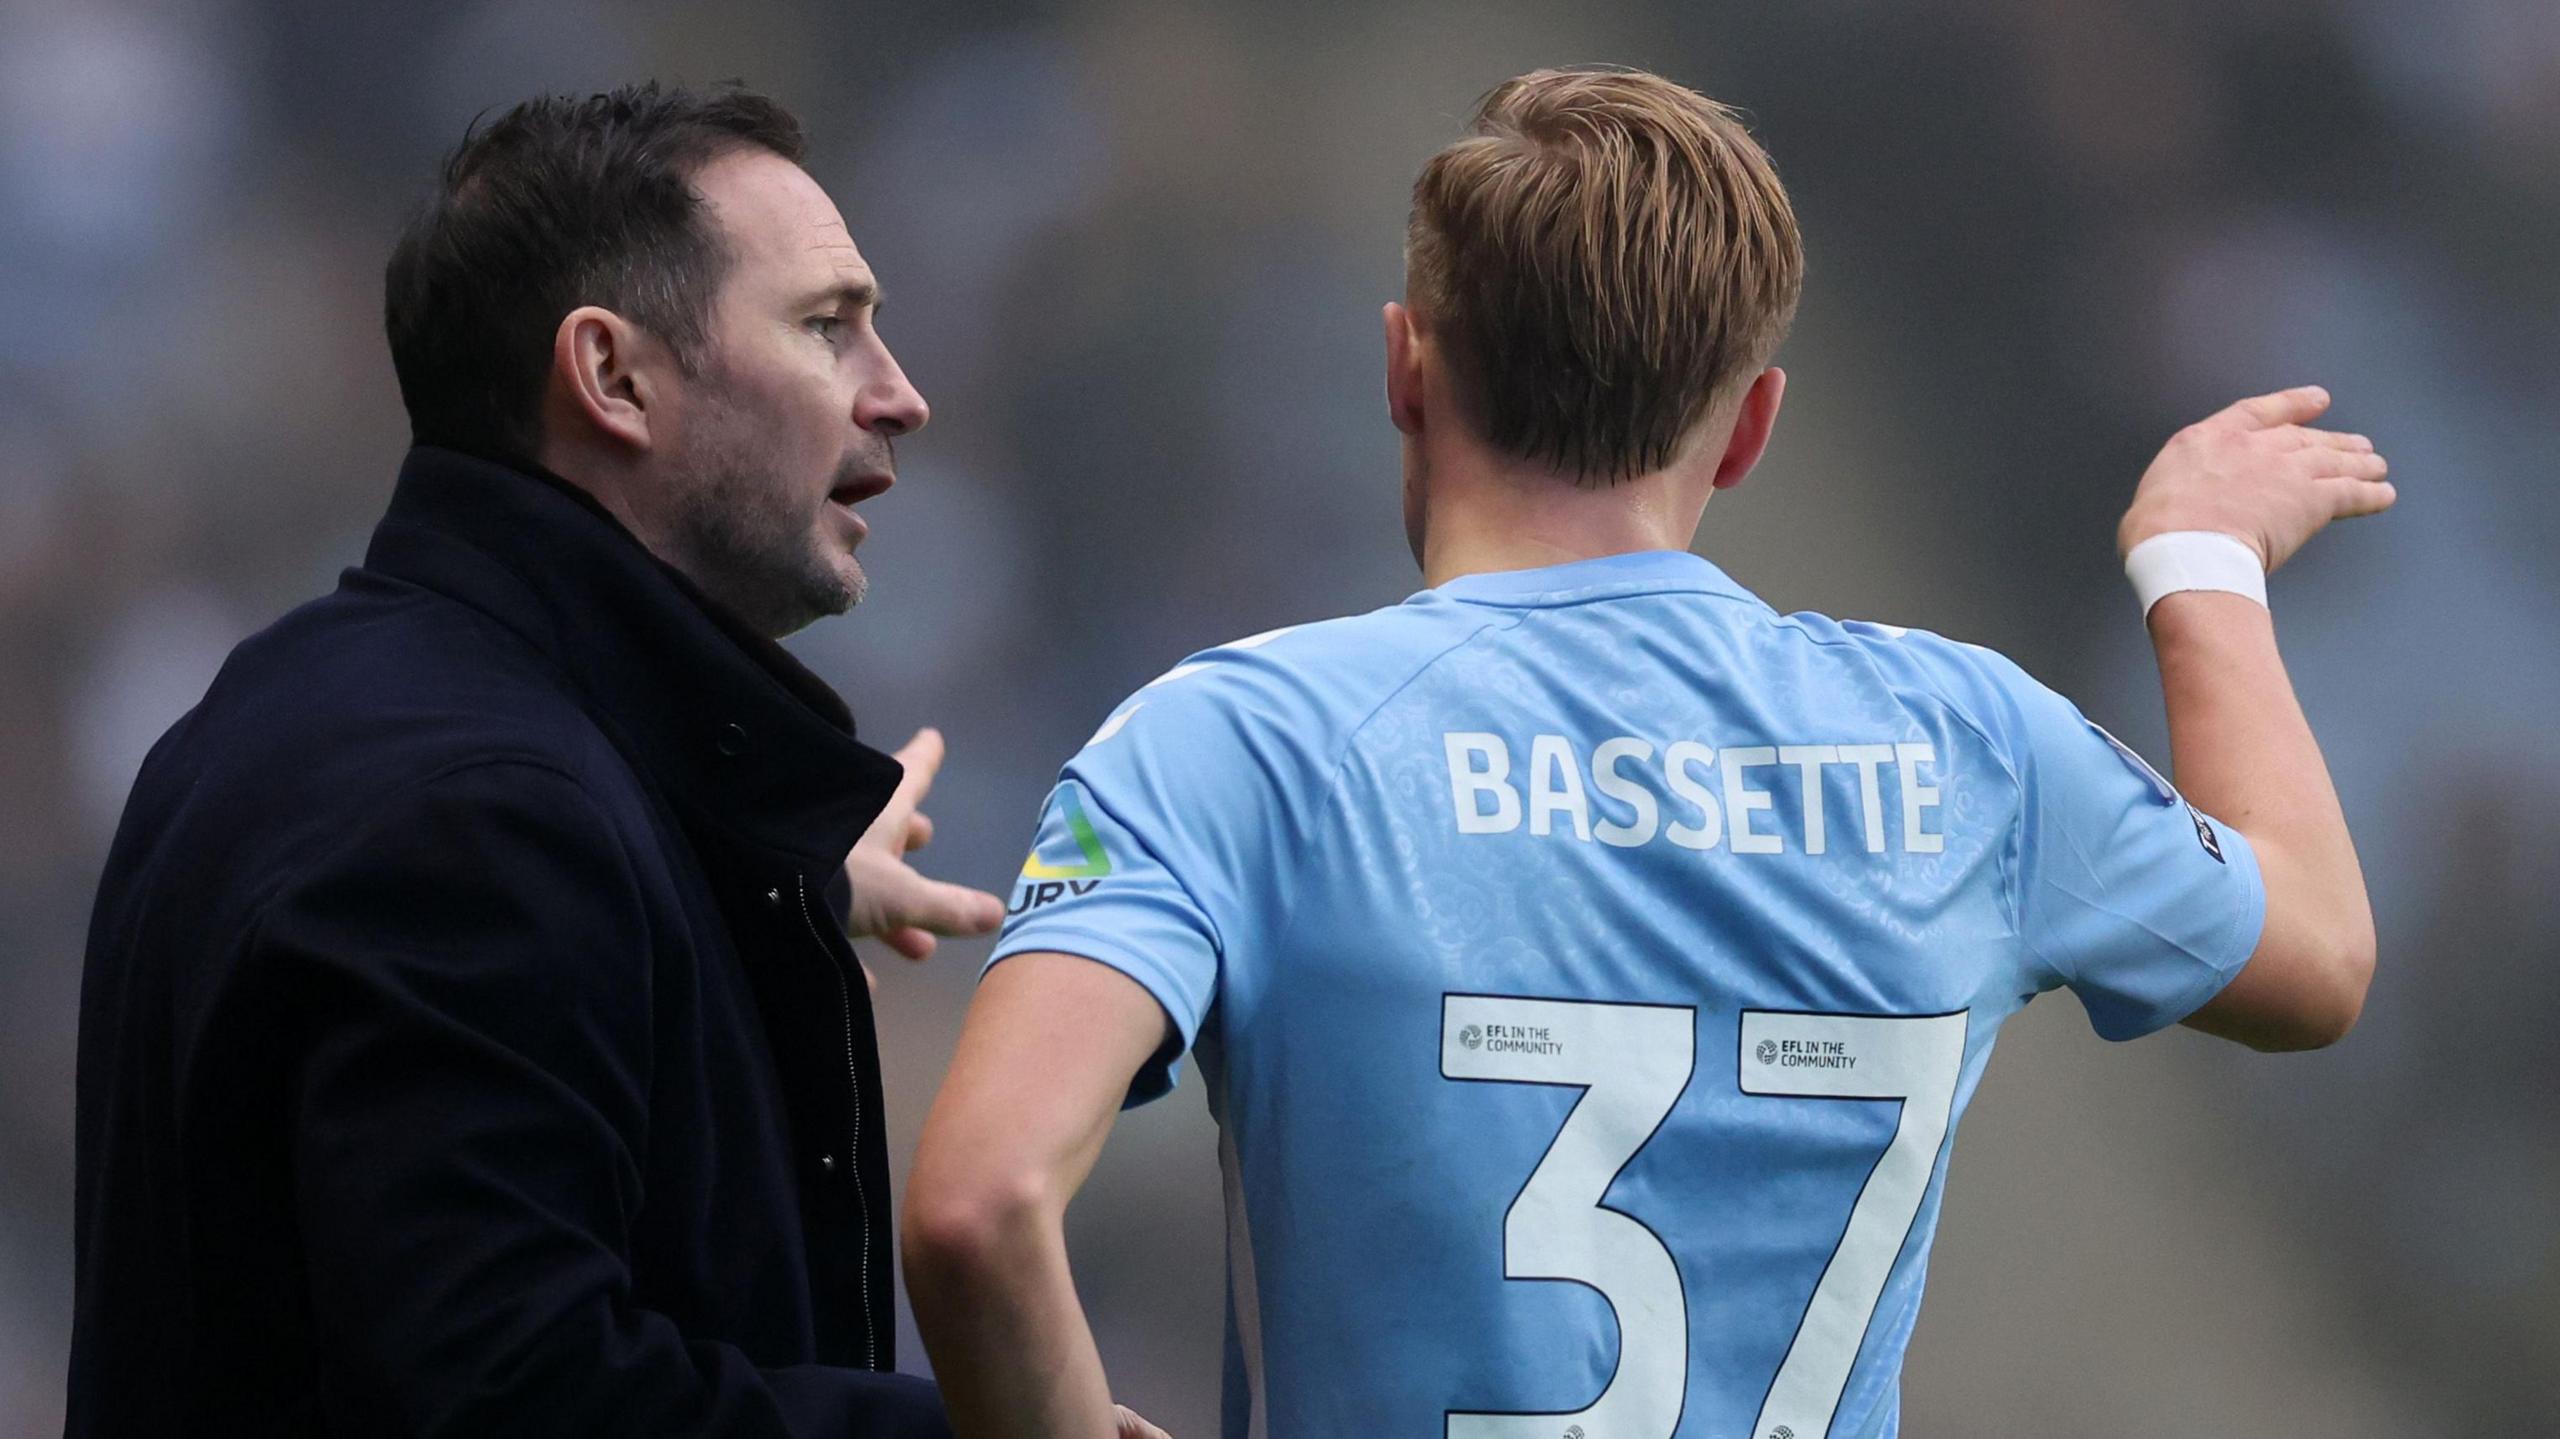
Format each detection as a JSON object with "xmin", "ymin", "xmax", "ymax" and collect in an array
[{"xmin": 856, "ymin": 351, "xmax": 929, "ymax": 437}]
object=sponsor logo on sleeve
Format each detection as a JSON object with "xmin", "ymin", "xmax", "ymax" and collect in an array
[
  {"xmin": 1010, "ymin": 788, "xmax": 1115, "ymax": 916},
  {"xmin": 1020, "ymin": 788, "xmax": 1112, "ymax": 880}
]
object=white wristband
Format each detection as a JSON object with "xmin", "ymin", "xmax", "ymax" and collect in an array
[{"xmin": 2124, "ymin": 530, "xmax": 2267, "ymax": 617}]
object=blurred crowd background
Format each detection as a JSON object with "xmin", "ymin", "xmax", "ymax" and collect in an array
[{"xmin": 3, "ymin": 0, "xmax": 2555, "ymax": 1432}]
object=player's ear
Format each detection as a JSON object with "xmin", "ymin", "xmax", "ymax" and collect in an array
[
  {"xmin": 1711, "ymin": 367, "xmax": 1786, "ymax": 491},
  {"xmin": 554, "ymin": 306, "xmax": 658, "ymax": 452},
  {"xmin": 1383, "ymin": 302, "xmax": 1426, "ymax": 438}
]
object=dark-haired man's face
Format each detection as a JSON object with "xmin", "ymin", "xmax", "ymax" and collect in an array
[{"xmin": 653, "ymin": 148, "xmax": 927, "ymax": 637}]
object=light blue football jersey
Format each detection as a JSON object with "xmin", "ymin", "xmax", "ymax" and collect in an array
[{"xmin": 990, "ymin": 550, "xmax": 2263, "ymax": 1439}]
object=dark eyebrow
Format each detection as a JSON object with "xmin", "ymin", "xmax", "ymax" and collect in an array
[{"xmin": 799, "ymin": 279, "xmax": 880, "ymax": 313}]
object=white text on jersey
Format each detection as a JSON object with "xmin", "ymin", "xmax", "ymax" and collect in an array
[{"xmin": 1443, "ymin": 732, "xmax": 1945, "ymax": 855}]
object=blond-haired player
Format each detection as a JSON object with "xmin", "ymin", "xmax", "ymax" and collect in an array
[{"xmin": 907, "ymin": 68, "xmax": 2391, "ymax": 1438}]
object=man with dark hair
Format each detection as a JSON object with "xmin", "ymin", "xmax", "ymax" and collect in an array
[{"xmin": 68, "ymin": 83, "xmax": 1138, "ymax": 1437}]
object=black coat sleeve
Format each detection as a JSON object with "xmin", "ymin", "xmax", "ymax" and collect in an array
[{"xmin": 253, "ymin": 758, "xmax": 947, "ymax": 1438}]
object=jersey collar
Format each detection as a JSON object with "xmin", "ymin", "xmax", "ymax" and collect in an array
[{"xmin": 1420, "ymin": 549, "xmax": 1766, "ymax": 609}]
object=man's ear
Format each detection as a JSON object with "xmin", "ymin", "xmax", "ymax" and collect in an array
[
  {"xmin": 1711, "ymin": 367, "xmax": 1786, "ymax": 491},
  {"xmin": 553, "ymin": 306, "xmax": 657, "ymax": 452},
  {"xmin": 1383, "ymin": 302, "xmax": 1426, "ymax": 438}
]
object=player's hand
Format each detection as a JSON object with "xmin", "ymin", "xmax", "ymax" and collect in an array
[
  {"xmin": 842, "ymin": 728, "xmax": 1005, "ymax": 970},
  {"xmin": 2117, "ymin": 385, "xmax": 2395, "ymax": 573},
  {"xmin": 1113, "ymin": 1404, "xmax": 1173, "ymax": 1439}
]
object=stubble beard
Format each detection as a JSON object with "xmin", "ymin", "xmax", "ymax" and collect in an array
[{"xmin": 667, "ymin": 390, "xmax": 878, "ymax": 638}]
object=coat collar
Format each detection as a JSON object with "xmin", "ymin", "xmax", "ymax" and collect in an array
[{"xmin": 362, "ymin": 445, "xmax": 902, "ymax": 874}]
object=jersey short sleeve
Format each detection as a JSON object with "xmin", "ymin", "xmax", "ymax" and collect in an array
[
  {"xmin": 1965, "ymin": 648, "xmax": 2268, "ymax": 1039},
  {"xmin": 988, "ymin": 653, "xmax": 1318, "ymax": 1104}
]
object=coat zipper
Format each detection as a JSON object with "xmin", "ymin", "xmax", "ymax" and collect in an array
[{"xmin": 796, "ymin": 872, "xmax": 876, "ymax": 1369}]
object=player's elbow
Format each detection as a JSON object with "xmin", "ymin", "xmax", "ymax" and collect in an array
[
  {"xmin": 2251, "ymin": 915, "xmax": 2377, "ymax": 1052},
  {"xmin": 902, "ymin": 1161, "xmax": 1055, "ymax": 1290},
  {"xmin": 2306, "ymin": 914, "xmax": 2377, "ymax": 1048},
  {"xmin": 2193, "ymin": 897, "xmax": 2377, "ymax": 1053}
]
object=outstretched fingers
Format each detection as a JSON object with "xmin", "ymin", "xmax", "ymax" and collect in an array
[
  {"xmin": 904, "ymin": 875, "xmax": 1005, "ymax": 940},
  {"xmin": 2292, "ymin": 427, "xmax": 2393, "ymax": 517},
  {"xmin": 2271, "ymin": 425, "xmax": 2372, "ymax": 454},
  {"xmin": 882, "ymin": 927, "xmax": 938, "ymax": 962},
  {"xmin": 2291, "ymin": 443, "xmax": 2389, "ymax": 481},
  {"xmin": 883, "ymin": 727, "xmax": 948, "ymax": 820},
  {"xmin": 2324, "ymin": 476, "xmax": 2399, "ymax": 519},
  {"xmin": 2216, "ymin": 385, "xmax": 2332, "ymax": 431}
]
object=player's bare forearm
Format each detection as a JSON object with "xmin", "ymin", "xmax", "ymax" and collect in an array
[
  {"xmin": 2147, "ymin": 594, "xmax": 2373, "ymax": 1047},
  {"xmin": 905, "ymin": 953, "xmax": 1174, "ymax": 1437},
  {"xmin": 2118, "ymin": 386, "xmax": 2393, "ymax": 1050},
  {"xmin": 903, "ymin": 1210, "xmax": 1117, "ymax": 1439}
]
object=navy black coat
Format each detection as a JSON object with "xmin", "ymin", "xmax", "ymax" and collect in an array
[{"xmin": 69, "ymin": 447, "xmax": 949, "ymax": 1436}]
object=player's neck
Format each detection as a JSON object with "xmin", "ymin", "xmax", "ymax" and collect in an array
[{"xmin": 1418, "ymin": 456, "xmax": 1710, "ymax": 589}]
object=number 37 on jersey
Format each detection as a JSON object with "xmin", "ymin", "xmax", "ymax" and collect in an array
[{"xmin": 1440, "ymin": 995, "xmax": 1968, "ymax": 1439}]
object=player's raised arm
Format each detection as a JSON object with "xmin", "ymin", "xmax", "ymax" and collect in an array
[{"xmin": 2120, "ymin": 385, "xmax": 2396, "ymax": 1050}]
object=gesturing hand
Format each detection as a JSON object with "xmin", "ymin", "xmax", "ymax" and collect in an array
[
  {"xmin": 842, "ymin": 728, "xmax": 1005, "ymax": 967},
  {"xmin": 2118, "ymin": 386, "xmax": 2396, "ymax": 573}
]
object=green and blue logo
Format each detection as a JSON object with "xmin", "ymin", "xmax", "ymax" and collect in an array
[
  {"xmin": 1020, "ymin": 788, "xmax": 1112, "ymax": 879},
  {"xmin": 1011, "ymin": 788, "xmax": 1112, "ymax": 916}
]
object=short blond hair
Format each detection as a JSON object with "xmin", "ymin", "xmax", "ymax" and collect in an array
[{"xmin": 1406, "ymin": 67, "xmax": 1804, "ymax": 482}]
